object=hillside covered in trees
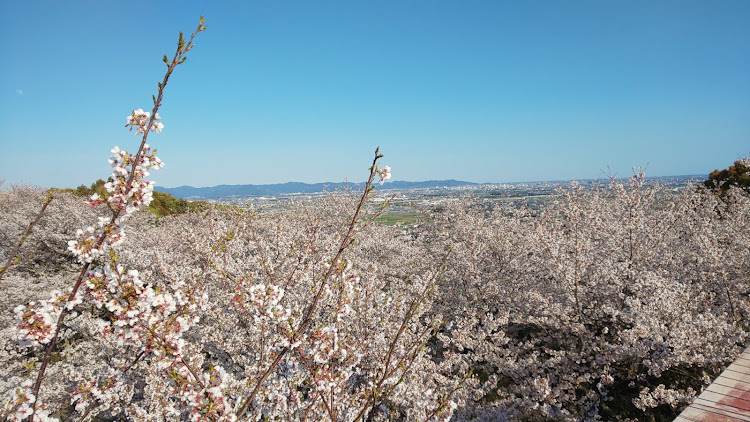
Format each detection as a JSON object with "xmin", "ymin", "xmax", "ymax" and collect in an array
[{"xmin": 1, "ymin": 170, "xmax": 748, "ymax": 421}]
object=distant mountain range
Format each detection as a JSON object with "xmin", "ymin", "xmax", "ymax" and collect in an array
[
  {"xmin": 157, "ymin": 174, "xmax": 708, "ymax": 200},
  {"xmin": 157, "ymin": 180, "xmax": 478, "ymax": 200}
]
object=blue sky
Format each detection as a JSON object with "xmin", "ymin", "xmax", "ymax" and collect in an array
[{"xmin": 1, "ymin": 1, "xmax": 748, "ymax": 188}]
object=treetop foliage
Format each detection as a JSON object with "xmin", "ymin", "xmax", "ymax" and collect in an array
[{"xmin": 704, "ymin": 158, "xmax": 750, "ymax": 194}]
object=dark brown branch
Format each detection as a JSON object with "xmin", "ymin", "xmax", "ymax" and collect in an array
[
  {"xmin": 0, "ymin": 193, "xmax": 53, "ymax": 282},
  {"xmin": 354, "ymin": 256, "xmax": 449, "ymax": 421},
  {"xmin": 236, "ymin": 148, "xmax": 385, "ymax": 418}
]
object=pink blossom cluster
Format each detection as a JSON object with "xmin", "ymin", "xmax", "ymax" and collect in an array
[
  {"xmin": 104, "ymin": 144, "xmax": 163, "ymax": 217},
  {"xmin": 162, "ymin": 363, "xmax": 238, "ymax": 422},
  {"xmin": 66, "ymin": 226, "xmax": 102, "ymax": 263},
  {"xmin": 65, "ymin": 258, "xmax": 224, "ymax": 419},
  {"xmin": 245, "ymin": 283, "xmax": 290, "ymax": 326},
  {"xmin": 633, "ymin": 384, "xmax": 696, "ymax": 411},
  {"xmin": 80, "ymin": 264, "xmax": 205, "ymax": 355},
  {"xmin": 65, "ymin": 141, "xmax": 163, "ymax": 265},
  {"xmin": 13, "ymin": 288, "xmax": 81, "ymax": 347},
  {"xmin": 125, "ymin": 108, "xmax": 163, "ymax": 135},
  {"xmin": 377, "ymin": 165, "xmax": 391, "ymax": 185},
  {"xmin": 2, "ymin": 380, "xmax": 56, "ymax": 422},
  {"xmin": 68, "ymin": 366, "xmax": 123, "ymax": 415},
  {"xmin": 417, "ymin": 389, "xmax": 459, "ymax": 422}
]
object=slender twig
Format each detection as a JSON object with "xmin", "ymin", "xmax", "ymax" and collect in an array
[
  {"xmin": 75, "ymin": 350, "xmax": 146, "ymax": 421},
  {"xmin": 294, "ymin": 348, "xmax": 336, "ymax": 420},
  {"xmin": 27, "ymin": 18, "xmax": 206, "ymax": 421},
  {"xmin": 0, "ymin": 193, "xmax": 53, "ymax": 282},
  {"xmin": 140, "ymin": 320, "xmax": 207, "ymax": 390},
  {"xmin": 353, "ymin": 256, "xmax": 449, "ymax": 421},
  {"xmin": 300, "ymin": 391, "xmax": 321, "ymax": 422},
  {"xmin": 236, "ymin": 148, "xmax": 385, "ymax": 418},
  {"xmin": 362, "ymin": 322, "xmax": 438, "ymax": 422},
  {"xmin": 422, "ymin": 375, "xmax": 469, "ymax": 421}
]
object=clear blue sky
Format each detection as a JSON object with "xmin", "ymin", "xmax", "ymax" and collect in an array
[{"xmin": 1, "ymin": 1, "xmax": 748, "ymax": 188}]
